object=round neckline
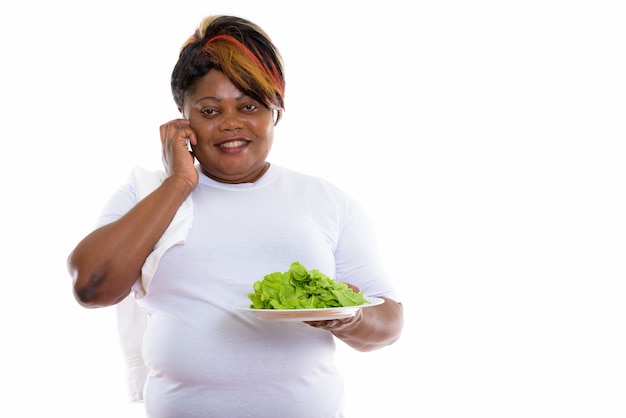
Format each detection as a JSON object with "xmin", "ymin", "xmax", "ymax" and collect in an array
[{"xmin": 196, "ymin": 163, "xmax": 281, "ymax": 190}]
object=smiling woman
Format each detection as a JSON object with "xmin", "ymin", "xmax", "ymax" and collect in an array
[
  {"xmin": 177, "ymin": 69, "xmax": 276, "ymax": 183},
  {"xmin": 66, "ymin": 12, "xmax": 403, "ymax": 418},
  {"xmin": 161, "ymin": 15, "xmax": 286, "ymax": 185}
]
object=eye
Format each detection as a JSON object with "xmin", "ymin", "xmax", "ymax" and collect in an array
[
  {"xmin": 241, "ymin": 102, "xmax": 259, "ymax": 112},
  {"xmin": 200, "ymin": 108, "xmax": 219, "ymax": 117}
]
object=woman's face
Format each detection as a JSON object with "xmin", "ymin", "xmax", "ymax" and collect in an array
[{"xmin": 182, "ymin": 69, "xmax": 275, "ymax": 183}]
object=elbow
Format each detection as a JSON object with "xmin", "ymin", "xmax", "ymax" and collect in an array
[
  {"xmin": 73, "ymin": 278, "xmax": 129, "ymax": 308},
  {"xmin": 72, "ymin": 271, "xmax": 111, "ymax": 308},
  {"xmin": 73, "ymin": 281, "xmax": 105, "ymax": 308},
  {"xmin": 68, "ymin": 253, "xmax": 125, "ymax": 308},
  {"xmin": 68, "ymin": 252, "xmax": 99, "ymax": 308}
]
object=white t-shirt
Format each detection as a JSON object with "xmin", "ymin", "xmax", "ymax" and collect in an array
[{"xmin": 98, "ymin": 164, "xmax": 399, "ymax": 418}]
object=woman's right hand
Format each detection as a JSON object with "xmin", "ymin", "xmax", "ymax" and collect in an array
[
  {"xmin": 69, "ymin": 119, "xmax": 201, "ymax": 308},
  {"xmin": 160, "ymin": 118, "xmax": 199, "ymax": 192}
]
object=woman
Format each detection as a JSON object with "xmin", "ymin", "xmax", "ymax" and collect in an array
[{"xmin": 68, "ymin": 14, "xmax": 403, "ymax": 418}]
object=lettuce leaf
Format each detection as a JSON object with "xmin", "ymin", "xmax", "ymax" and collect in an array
[{"xmin": 248, "ymin": 261, "xmax": 369, "ymax": 309}]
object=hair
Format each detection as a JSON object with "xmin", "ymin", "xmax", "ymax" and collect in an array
[{"xmin": 171, "ymin": 15, "xmax": 285, "ymax": 123}]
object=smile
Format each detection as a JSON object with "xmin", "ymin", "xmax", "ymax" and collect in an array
[{"xmin": 218, "ymin": 140, "xmax": 250, "ymax": 148}]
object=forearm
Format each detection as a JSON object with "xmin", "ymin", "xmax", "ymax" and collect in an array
[
  {"xmin": 68, "ymin": 176, "xmax": 192, "ymax": 308},
  {"xmin": 331, "ymin": 298, "xmax": 404, "ymax": 352}
]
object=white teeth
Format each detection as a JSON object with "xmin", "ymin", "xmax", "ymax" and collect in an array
[{"xmin": 220, "ymin": 140, "xmax": 247, "ymax": 148}]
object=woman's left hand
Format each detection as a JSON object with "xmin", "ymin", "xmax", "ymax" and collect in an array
[
  {"xmin": 304, "ymin": 309, "xmax": 363, "ymax": 332},
  {"xmin": 304, "ymin": 283, "xmax": 362, "ymax": 331},
  {"xmin": 305, "ymin": 281, "xmax": 403, "ymax": 352}
]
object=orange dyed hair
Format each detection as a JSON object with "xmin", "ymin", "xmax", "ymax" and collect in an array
[{"xmin": 171, "ymin": 15, "xmax": 285, "ymax": 122}]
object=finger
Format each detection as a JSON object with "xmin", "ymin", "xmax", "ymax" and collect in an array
[
  {"xmin": 160, "ymin": 119, "xmax": 192, "ymax": 144},
  {"xmin": 176, "ymin": 130, "xmax": 196, "ymax": 150},
  {"xmin": 345, "ymin": 283, "xmax": 360, "ymax": 293}
]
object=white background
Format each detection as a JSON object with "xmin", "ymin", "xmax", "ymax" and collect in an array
[{"xmin": 1, "ymin": 1, "xmax": 625, "ymax": 417}]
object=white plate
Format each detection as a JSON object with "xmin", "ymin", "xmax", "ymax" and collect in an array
[{"xmin": 235, "ymin": 297, "xmax": 385, "ymax": 322}]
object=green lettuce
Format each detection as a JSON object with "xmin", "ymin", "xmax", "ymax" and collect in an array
[{"xmin": 248, "ymin": 261, "xmax": 369, "ymax": 309}]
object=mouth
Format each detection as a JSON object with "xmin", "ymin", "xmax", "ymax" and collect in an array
[
  {"xmin": 217, "ymin": 140, "xmax": 250, "ymax": 149},
  {"xmin": 215, "ymin": 138, "xmax": 251, "ymax": 154}
]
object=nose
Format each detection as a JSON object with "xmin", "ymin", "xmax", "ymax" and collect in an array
[{"xmin": 219, "ymin": 111, "xmax": 242, "ymax": 132}]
